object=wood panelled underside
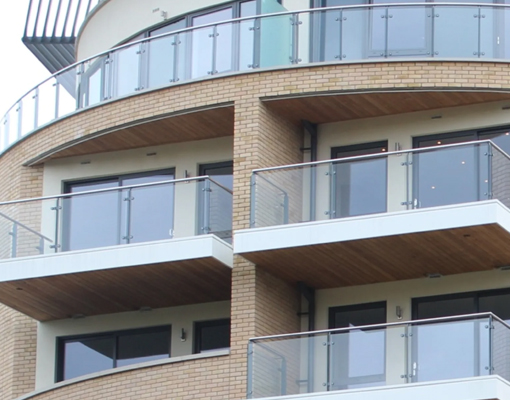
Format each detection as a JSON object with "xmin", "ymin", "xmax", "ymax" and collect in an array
[
  {"xmin": 264, "ymin": 92, "xmax": 510, "ymax": 124},
  {"xmin": 0, "ymin": 257, "xmax": 231, "ymax": 321},
  {"xmin": 242, "ymin": 224, "xmax": 510, "ymax": 289},
  {"xmin": 43, "ymin": 106, "xmax": 234, "ymax": 162}
]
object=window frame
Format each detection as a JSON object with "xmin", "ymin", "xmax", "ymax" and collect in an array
[
  {"xmin": 193, "ymin": 318, "xmax": 231, "ymax": 354},
  {"xmin": 56, "ymin": 325, "xmax": 172, "ymax": 382}
]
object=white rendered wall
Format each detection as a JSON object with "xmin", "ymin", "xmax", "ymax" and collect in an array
[
  {"xmin": 40, "ymin": 136, "xmax": 232, "ymax": 244},
  {"xmin": 77, "ymin": 0, "xmax": 304, "ymax": 61},
  {"xmin": 35, "ymin": 300, "xmax": 230, "ymax": 389}
]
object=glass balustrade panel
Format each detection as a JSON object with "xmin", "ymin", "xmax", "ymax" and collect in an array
[
  {"xmin": 20, "ymin": 91, "xmax": 36, "ymax": 137},
  {"xmin": 37, "ymin": 78, "xmax": 58, "ymax": 127},
  {"xmin": 80, "ymin": 56, "xmax": 105, "ymax": 107},
  {"xmin": 114, "ymin": 44, "xmax": 141, "ymax": 97},
  {"xmin": 120, "ymin": 177, "xmax": 175, "ymax": 244},
  {"xmin": 216, "ymin": 21, "xmax": 234, "ymax": 74},
  {"xmin": 239, "ymin": 1, "xmax": 257, "ymax": 70},
  {"xmin": 259, "ymin": 14, "xmax": 293, "ymax": 68},
  {"xmin": 410, "ymin": 318, "xmax": 491, "ymax": 382},
  {"xmin": 433, "ymin": 6, "xmax": 479, "ymax": 58},
  {"xmin": 490, "ymin": 145, "xmax": 510, "ymax": 209},
  {"xmin": 191, "ymin": 25, "xmax": 215, "ymax": 78},
  {"xmin": 410, "ymin": 143, "xmax": 490, "ymax": 209},
  {"xmin": 251, "ymin": 334, "xmax": 328, "ymax": 398},
  {"xmin": 56, "ymin": 67, "xmax": 78, "ymax": 118},
  {"xmin": 386, "ymin": 5, "xmax": 430, "ymax": 57},
  {"xmin": 491, "ymin": 319, "xmax": 510, "ymax": 382},
  {"xmin": 341, "ymin": 8, "xmax": 368, "ymax": 61},
  {"xmin": 200, "ymin": 179, "xmax": 233, "ymax": 243},
  {"xmin": 147, "ymin": 34, "xmax": 177, "ymax": 88}
]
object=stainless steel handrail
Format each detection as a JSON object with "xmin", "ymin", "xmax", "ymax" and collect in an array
[
  {"xmin": 249, "ymin": 312, "xmax": 510, "ymax": 342},
  {"xmin": 0, "ymin": 176, "xmax": 232, "ymax": 207},
  {"xmin": 252, "ymin": 139, "xmax": 510, "ymax": 173}
]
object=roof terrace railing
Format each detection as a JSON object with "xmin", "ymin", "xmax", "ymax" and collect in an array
[
  {"xmin": 247, "ymin": 312, "xmax": 510, "ymax": 398},
  {"xmin": 0, "ymin": 176, "xmax": 232, "ymax": 261},
  {"xmin": 250, "ymin": 140, "xmax": 510, "ymax": 228},
  {"xmin": 4, "ymin": 3, "xmax": 510, "ymax": 156}
]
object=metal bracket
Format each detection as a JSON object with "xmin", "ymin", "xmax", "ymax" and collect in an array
[{"xmin": 401, "ymin": 161, "xmax": 412, "ymax": 166}]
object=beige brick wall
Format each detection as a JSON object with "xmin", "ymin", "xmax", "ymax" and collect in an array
[{"xmin": 2, "ymin": 60, "xmax": 510, "ymax": 400}]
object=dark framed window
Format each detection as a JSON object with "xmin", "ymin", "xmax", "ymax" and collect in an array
[
  {"xmin": 411, "ymin": 126, "xmax": 510, "ymax": 209},
  {"xmin": 62, "ymin": 169, "xmax": 175, "ymax": 251},
  {"xmin": 193, "ymin": 319, "xmax": 231, "ymax": 354},
  {"xmin": 410, "ymin": 288, "xmax": 510, "ymax": 384},
  {"xmin": 328, "ymin": 302, "xmax": 386, "ymax": 390},
  {"xmin": 56, "ymin": 325, "xmax": 171, "ymax": 382},
  {"xmin": 330, "ymin": 141, "xmax": 388, "ymax": 218}
]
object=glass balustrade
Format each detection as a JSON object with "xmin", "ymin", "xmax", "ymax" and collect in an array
[
  {"xmin": 250, "ymin": 140, "xmax": 510, "ymax": 228},
  {"xmin": 248, "ymin": 313, "xmax": 508, "ymax": 398},
  {"xmin": 3, "ymin": 4, "xmax": 510, "ymax": 155},
  {"xmin": 0, "ymin": 177, "xmax": 232, "ymax": 260}
]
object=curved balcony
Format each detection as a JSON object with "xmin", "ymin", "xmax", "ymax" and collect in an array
[{"xmin": 4, "ymin": 3, "xmax": 510, "ymax": 156}]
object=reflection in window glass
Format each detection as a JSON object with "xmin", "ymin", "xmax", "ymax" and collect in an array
[
  {"xmin": 64, "ymin": 337, "xmax": 114, "ymax": 380},
  {"xmin": 194, "ymin": 319, "xmax": 231, "ymax": 353},
  {"xmin": 117, "ymin": 330, "xmax": 170, "ymax": 367}
]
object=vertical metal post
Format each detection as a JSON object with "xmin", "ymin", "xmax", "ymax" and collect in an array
[
  {"xmin": 250, "ymin": 174, "xmax": 257, "ymax": 227},
  {"xmin": 405, "ymin": 323, "xmax": 411, "ymax": 383},
  {"xmin": 291, "ymin": 13, "xmax": 301, "ymax": 64},
  {"xmin": 326, "ymin": 331, "xmax": 332, "ymax": 390},
  {"xmin": 247, "ymin": 341, "xmax": 254, "ymax": 399},
  {"xmin": 210, "ymin": 25, "xmax": 219, "ymax": 75},
  {"xmin": 252, "ymin": 17, "xmax": 261, "ymax": 69},
  {"xmin": 488, "ymin": 315, "xmax": 494, "ymax": 376},
  {"xmin": 10, "ymin": 222, "xmax": 18, "ymax": 258},
  {"xmin": 487, "ymin": 142, "xmax": 493, "ymax": 200},
  {"xmin": 54, "ymin": 80, "xmax": 60, "ymax": 118},
  {"xmin": 171, "ymin": 34, "xmax": 181, "ymax": 83},
  {"xmin": 52, "ymin": 197, "xmax": 62, "ymax": 252},
  {"xmin": 338, "ymin": 10, "xmax": 343, "ymax": 61},
  {"xmin": 477, "ymin": 6, "xmax": 482, "ymax": 58},
  {"xmin": 17, "ymin": 101, "xmax": 23, "ymax": 139},
  {"xmin": 328, "ymin": 163, "xmax": 337, "ymax": 219},
  {"xmin": 123, "ymin": 188, "xmax": 133, "ymax": 244},
  {"xmin": 282, "ymin": 192, "xmax": 289, "ymax": 225},
  {"xmin": 280, "ymin": 356, "xmax": 287, "ymax": 395},
  {"xmin": 3, "ymin": 114, "xmax": 9, "ymax": 150},
  {"xmin": 34, "ymin": 87, "xmax": 40, "ymax": 128},
  {"xmin": 310, "ymin": 165, "xmax": 317, "ymax": 221},
  {"xmin": 202, "ymin": 179, "xmax": 211, "ymax": 234},
  {"xmin": 384, "ymin": 7, "xmax": 390, "ymax": 58},
  {"xmin": 38, "ymin": 237, "xmax": 44, "ymax": 255}
]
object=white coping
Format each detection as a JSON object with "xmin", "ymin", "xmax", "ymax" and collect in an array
[
  {"xmin": 14, "ymin": 349, "xmax": 230, "ymax": 400},
  {"xmin": 255, "ymin": 375, "xmax": 510, "ymax": 400},
  {"xmin": 0, "ymin": 234, "xmax": 233, "ymax": 283},
  {"xmin": 235, "ymin": 200, "xmax": 510, "ymax": 254}
]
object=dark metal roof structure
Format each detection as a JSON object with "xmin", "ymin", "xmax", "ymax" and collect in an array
[{"xmin": 22, "ymin": 0, "xmax": 102, "ymax": 75}]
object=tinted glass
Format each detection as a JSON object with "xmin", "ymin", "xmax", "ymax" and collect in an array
[
  {"xmin": 116, "ymin": 330, "xmax": 170, "ymax": 367},
  {"xmin": 196, "ymin": 320, "xmax": 230, "ymax": 353},
  {"xmin": 480, "ymin": 130, "xmax": 510, "ymax": 155},
  {"xmin": 479, "ymin": 292, "xmax": 510, "ymax": 321},
  {"xmin": 414, "ymin": 296, "xmax": 474, "ymax": 319},
  {"xmin": 64, "ymin": 180, "xmax": 120, "ymax": 251},
  {"xmin": 63, "ymin": 337, "xmax": 114, "ymax": 380},
  {"xmin": 122, "ymin": 174, "xmax": 174, "ymax": 243},
  {"xmin": 333, "ymin": 143, "xmax": 387, "ymax": 218},
  {"xmin": 329, "ymin": 303, "xmax": 386, "ymax": 390}
]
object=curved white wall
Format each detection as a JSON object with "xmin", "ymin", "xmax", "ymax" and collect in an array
[{"xmin": 76, "ymin": 0, "xmax": 308, "ymax": 61}]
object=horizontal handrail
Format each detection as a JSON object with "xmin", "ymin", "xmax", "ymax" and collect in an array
[
  {"xmin": 252, "ymin": 139, "xmax": 510, "ymax": 173},
  {"xmin": 3, "ymin": 3, "xmax": 510, "ymax": 155},
  {"xmin": 249, "ymin": 312, "xmax": 510, "ymax": 342},
  {"xmin": 0, "ymin": 176, "xmax": 232, "ymax": 207}
]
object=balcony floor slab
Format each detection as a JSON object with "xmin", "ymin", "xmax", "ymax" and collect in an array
[
  {"xmin": 235, "ymin": 200, "xmax": 510, "ymax": 288},
  {"xmin": 0, "ymin": 235, "xmax": 232, "ymax": 321}
]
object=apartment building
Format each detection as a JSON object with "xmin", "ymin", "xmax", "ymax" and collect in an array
[{"xmin": 2, "ymin": 0, "xmax": 510, "ymax": 399}]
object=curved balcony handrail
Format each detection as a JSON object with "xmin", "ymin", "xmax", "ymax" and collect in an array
[{"xmin": 4, "ymin": 3, "xmax": 510, "ymax": 156}]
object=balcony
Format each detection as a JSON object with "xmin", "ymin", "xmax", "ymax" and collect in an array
[
  {"xmin": 235, "ymin": 141, "xmax": 510, "ymax": 288},
  {"xmin": 247, "ymin": 313, "xmax": 510, "ymax": 399},
  {"xmin": 0, "ymin": 176, "xmax": 233, "ymax": 321},
  {"xmin": 4, "ymin": 3, "xmax": 510, "ymax": 155}
]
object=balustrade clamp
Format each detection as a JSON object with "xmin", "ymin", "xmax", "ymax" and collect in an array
[{"xmin": 401, "ymin": 201, "xmax": 413, "ymax": 206}]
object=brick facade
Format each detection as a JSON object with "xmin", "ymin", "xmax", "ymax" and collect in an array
[{"xmin": 2, "ymin": 61, "xmax": 510, "ymax": 399}]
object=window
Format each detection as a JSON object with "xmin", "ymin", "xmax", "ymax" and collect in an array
[
  {"xmin": 328, "ymin": 302, "xmax": 387, "ymax": 390},
  {"xmin": 57, "ymin": 326, "xmax": 171, "ymax": 382},
  {"xmin": 410, "ymin": 289, "xmax": 510, "ymax": 383},
  {"xmin": 194, "ymin": 319, "xmax": 231, "ymax": 354},
  {"xmin": 331, "ymin": 141, "xmax": 388, "ymax": 218},
  {"xmin": 412, "ymin": 127, "xmax": 510, "ymax": 209},
  {"xmin": 62, "ymin": 169, "xmax": 175, "ymax": 251}
]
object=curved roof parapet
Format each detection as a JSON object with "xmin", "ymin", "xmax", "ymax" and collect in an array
[{"xmin": 22, "ymin": 0, "xmax": 105, "ymax": 75}]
